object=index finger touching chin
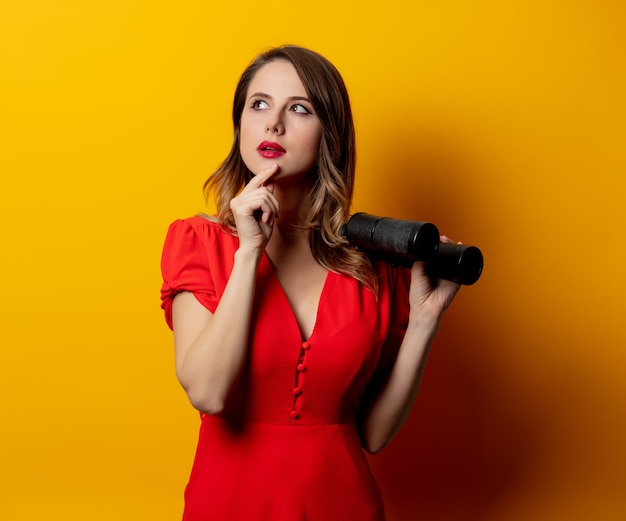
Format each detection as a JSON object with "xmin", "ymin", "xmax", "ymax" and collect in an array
[{"xmin": 251, "ymin": 164, "xmax": 279, "ymax": 186}]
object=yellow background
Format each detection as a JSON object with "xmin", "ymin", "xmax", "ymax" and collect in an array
[{"xmin": 1, "ymin": 1, "xmax": 625, "ymax": 520}]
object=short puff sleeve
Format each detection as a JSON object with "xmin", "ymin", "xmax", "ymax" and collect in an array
[{"xmin": 160, "ymin": 219, "xmax": 217, "ymax": 329}]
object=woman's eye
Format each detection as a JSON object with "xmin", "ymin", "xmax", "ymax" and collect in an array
[
  {"xmin": 252, "ymin": 99, "xmax": 269, "ymax": 110},
  {"xmin": 292, "ymin": 104, "xmax": 311, "ymax": 114}
]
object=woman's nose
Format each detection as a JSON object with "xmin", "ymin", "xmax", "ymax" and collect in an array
[{"xmin": 264, "ymin": 116, "xmax": 284, "ymax": 135}]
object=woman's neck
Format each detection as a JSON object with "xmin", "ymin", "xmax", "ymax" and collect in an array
[
  {"xmin": 270, "ymin": 174, "xmax": 315, "ymax": 228},
  {"xmin": 266, "ymin": 185, "xmax": 314, "ymax": 255}
]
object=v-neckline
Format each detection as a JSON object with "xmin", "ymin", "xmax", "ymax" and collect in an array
[{"xmin": 260, "ymin": 252, "xmax": 333, "ymax": 342}]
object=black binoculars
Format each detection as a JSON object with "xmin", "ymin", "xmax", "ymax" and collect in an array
[{"xmin": 340, "ymin": 213, "xmax": 483, "ymax": 285}]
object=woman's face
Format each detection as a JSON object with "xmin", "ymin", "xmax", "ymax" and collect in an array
[{"xmin": 239, "ymin": 60, "xmax": 322, "ymax": 181}]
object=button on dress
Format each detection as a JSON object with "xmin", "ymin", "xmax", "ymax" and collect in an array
[{"xmin": 161, "ymin": 216, "xmax": 410, "ymax": 521}]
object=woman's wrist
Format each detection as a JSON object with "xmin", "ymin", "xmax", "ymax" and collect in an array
[
  {"xmin": 234, "ymin": 244, "xmax": 265, "ymax": 268},
  {"xmin": 407, "ymin": 308, "xmax": 441, "ymax": 336}
]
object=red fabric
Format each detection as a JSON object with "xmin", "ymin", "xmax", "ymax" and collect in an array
[{"xmin": 161, "ymin": 216, "xmax": 411, "ymax": 521}]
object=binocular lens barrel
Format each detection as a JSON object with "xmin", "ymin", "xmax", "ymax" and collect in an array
[
  {"xmin": 341, "ymin": 213, "xmax": 440, "ymax": 263},
  {"xmin": 341, "ymin": 213, "xmax": 483, "ymax": 285},
  {"xmin": 428, "ymin": 243, "xmax": 483, "ymax": 286}
]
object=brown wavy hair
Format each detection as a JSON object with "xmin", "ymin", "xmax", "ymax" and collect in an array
[{"xmin": 203, "ymin": 45, "xmax": 377, "ymax": 293}]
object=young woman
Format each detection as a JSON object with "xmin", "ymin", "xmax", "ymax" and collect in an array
[{"xmin": 161, "ymin": 45, "xmax": 460, "ymax": 520}]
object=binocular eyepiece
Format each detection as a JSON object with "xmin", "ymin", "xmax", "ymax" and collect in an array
[{"xmin": 340, "ymin": 212, "xmax": 483, "ymax": 285}]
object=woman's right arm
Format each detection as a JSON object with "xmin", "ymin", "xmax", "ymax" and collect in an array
[{"xmin": 171, "ymin": 164, "xmax": 279, "ymax": 414}]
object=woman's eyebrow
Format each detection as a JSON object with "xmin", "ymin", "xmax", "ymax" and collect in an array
[
  {"xmin": 248, "ymin": 92, "xmax": 311, "ymax": 102},
  {"xmin": 249, "ymin": 91, "xmax": 272, "ymax": 100}
]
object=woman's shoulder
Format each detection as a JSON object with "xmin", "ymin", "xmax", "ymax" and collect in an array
[
  {"xmin": 167, "ymin": 214, "xmax": 234, "ymax": 240},
  {"xmin": 162, "ymin": 214, "xmax": 238, "ymax": 262},
  {"xmin": 369, "ymin": 257, "xmax": 411, "ymax": 297},
  {"xmin": 172, "ymin": 213, "xmax": 224, "ymax": 230}
]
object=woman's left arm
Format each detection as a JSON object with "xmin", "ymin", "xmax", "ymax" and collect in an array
[{"xmin": 360, "ymin": 239, "xmax": 460, "ymax": 454}]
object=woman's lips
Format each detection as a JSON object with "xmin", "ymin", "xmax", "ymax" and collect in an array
[{"xmin": 257, "ymin": 141, "xmax": 286, "ymax": 159}]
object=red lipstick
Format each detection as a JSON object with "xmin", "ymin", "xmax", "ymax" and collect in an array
[{"xmin": 257, "ymin": 141, "xmax": 286, "ymax": 159}]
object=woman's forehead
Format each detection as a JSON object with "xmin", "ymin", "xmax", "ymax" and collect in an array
[{"xmin": 246, "ymin": 60, "xmax": 307, "ymax": 98}]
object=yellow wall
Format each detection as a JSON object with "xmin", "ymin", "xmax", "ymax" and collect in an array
[{"xmin": 1, "ymin": 1, "xmax": 624, "ymax": 520}]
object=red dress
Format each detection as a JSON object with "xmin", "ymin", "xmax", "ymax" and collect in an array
[{"xmin": 161, "ymin": 216, "xmax": 410, "ymax": 521}]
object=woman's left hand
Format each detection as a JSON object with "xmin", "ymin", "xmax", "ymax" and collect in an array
[{"xmin": 408, "ymin": 235, "xmax": 461, "ymax": 323}]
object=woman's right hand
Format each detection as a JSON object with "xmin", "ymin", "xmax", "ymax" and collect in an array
[{"xmin": 229, "ymin": 164, "xmax": 280, "ymax": 253}]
